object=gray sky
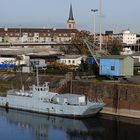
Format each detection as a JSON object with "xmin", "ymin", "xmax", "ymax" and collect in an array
[{"xmin": 0, "ymin": 0, "xmax": 139, "ymax": 33}]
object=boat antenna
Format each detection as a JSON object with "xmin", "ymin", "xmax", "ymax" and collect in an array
[
  {"xmin": 70, "ymin": 72, "xmax": 73, "ymax": 93},
  {"xmin": 36, "ymin": 66, "xmax": 39, "ymax": 86},
  {"xmin": 20, "ymin": 65, "xmax": 24, "ymax": 91}
]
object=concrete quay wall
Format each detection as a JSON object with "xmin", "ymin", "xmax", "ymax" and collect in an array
[{"xmin": 71, "ymin": 80, "xmax": 140, "ymax": 119}]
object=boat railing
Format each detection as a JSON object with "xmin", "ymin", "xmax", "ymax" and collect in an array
[
  {"xmin": 97, "ymin": 98, "xmax": 104, "ymax": 103},
  {"xmin": 91, "ymin": 98, "xmax": 104, "ymax": 103}
]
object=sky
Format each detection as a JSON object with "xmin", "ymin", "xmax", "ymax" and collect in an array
[{"xmin": 0, "ymin": 0, "xmax": 139, "ymax": 33}]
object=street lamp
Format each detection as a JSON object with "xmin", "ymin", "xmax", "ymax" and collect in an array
[
  {"xmin": 99, "ymin": 0, "xmax": 102, "ymax": 51},
  {"xmin": 91, "ymin": 9, "xmax": 98, "ymax": 43}
]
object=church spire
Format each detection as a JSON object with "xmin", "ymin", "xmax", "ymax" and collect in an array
[
  {"xmin": 68, "ymin": 4, "xmax": 74, "ymax": 20},
  {"xmin": 67, "ymin": 4, "xmax": 75, "ymax": 29}
]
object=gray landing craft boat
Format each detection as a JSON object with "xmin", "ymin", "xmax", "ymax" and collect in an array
[{"xmin": 0, "ymin": 79, "xmax": 104, "ymax": 118}]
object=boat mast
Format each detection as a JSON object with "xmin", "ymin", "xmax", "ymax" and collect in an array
[
  {"xmin": 69, "ymin": 72, "xmax": 73, "ymax": 93},
  {"xmin": 36, "ymin": 66, "xmax": 39, "ymax": 86}
]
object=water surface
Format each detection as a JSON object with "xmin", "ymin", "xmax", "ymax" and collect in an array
[{"xmin": 0, "ymin": 108, "xmax": 140, "ymax": 140}]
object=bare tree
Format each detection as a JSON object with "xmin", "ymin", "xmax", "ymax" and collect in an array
[
  {"xmin": 107, "ymin": 38, "xmax": 122, "ymax": 55},
  {"xmin": 71, "ymin": 30, "xmax": 95, "ymax": 55}
]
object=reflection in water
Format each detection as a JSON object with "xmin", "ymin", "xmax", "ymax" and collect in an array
[
  {"xmin": 100, "ymin": 115, "xmax": 140, "ymax": 140},
  {"xmin": 0, "ymin": 108, "xmax": 105, "ymax": 140},
  {"xmin": 0, "ymin": 108, "xmax": 140, "ymax": 140}
]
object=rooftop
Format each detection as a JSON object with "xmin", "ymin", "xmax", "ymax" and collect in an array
[
  {"xmin": 99, "ymin": 55, "xmax": 131, "ymax": 59},
  {"xmin": 0, "ymin": 47, "xmax": 62, "ymax": 56},
  {"xmin": 60, "ymin": 55, "xmax": 82, "ymax": 59}
]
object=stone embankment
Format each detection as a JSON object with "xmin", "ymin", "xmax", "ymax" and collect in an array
[
  {"xmin": 71, "ymin": 80, "xmax": 140, "ymax": 119},
  {"xmin": 0, "ymin": 73, "xmax": 65, "ymax": 95}
]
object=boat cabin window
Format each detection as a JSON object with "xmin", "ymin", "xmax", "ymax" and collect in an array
[
  {"xmin": 35, "ymin": 86, "xmax": 48, "ymax": 91},
  {"xmin": 35, "ymin": 88, "xmax": 40, "ymax": 91}
]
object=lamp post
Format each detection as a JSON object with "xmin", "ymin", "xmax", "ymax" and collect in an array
[
  {"xmin": 91, "ymin": 9, "xmax": 98, "ymax": 43},
  {"xmin": 99, "ymin": 0, "xmax": 102, "ymax": 51}
]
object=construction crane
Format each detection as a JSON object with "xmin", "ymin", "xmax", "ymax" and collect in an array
[{"xmin": 83, "ymin": 39, "xmax": 100, "ymax": 67}]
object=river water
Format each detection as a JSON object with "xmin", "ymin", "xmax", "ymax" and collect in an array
[{"xmin": 0, "ymin": 108, "xmax": 140, "ymax": 140}]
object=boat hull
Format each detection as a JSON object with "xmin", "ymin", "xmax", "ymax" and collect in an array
[
  {"xmin": 0, "ymin": 105, "xmax": 103, "ymax": 118},
  {"xmin": 0, "ymin": 96, "xmax": 104, "ymax": 118}
]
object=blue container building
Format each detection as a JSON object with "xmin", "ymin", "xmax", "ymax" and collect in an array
[{"xmin": 99, "ymin": 55, "xmax": 134, "ymax": 77}]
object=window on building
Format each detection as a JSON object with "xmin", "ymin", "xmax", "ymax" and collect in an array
[
  {"xmin": 51, "ymin": 38, "xmax": 54, "ymax": 42},
  {"xmin": 69, "ymin": 24, "xmax": 71, "ymax": 29},
  {"xmin": 59, "ymin": 38, "xmax": 61, "ymax": 42},
  {"xmin": 72, "ymin": 60, "xmax": 75, "ymax": 64},
  {"xmin": 111, "ymin": 66, "xmax": 115, "ymax": 71},
  {"xmin": 68, "ymin": 60, "xmax": 71, "ymax": 63},
  {"xmin": 33, "ymin": 61, "xmax": 39, "ymax": 65}
]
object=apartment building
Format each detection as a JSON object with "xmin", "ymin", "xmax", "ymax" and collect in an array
[
  {"xmin": 122, "ymin": 30, "xmax": 137, "ymax": 45},
  {"xmin": 0, "ymin": 28, "xmax": 78, "ymax": 43}
]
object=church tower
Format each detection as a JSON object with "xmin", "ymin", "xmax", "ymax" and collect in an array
[{"xmin": 67, "ymin": 4, "xmax": 75, "ymax": 29}]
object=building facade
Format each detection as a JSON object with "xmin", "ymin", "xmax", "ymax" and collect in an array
[
  {"xmin": 0, "ymin": 5, "xmax": 77, "ymax": 44},
  {"xmin": 0, "ymin": 28, "xmax": 78, "ymax": 43},
  {"xmin": 58, "ymin": 55, "xmax": 82, "ymax": 66},
  {"xmin": 103, "ymin": 29, "xmax": 137, "ymax": 45},
  {"xmin": 122, "ymin": 30, "xmax": 136, "ymax": 45}
]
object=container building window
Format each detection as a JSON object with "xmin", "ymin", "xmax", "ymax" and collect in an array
[{"xmin": 111, "ymin": 66, "xmax": 115, "ymax": 71}]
